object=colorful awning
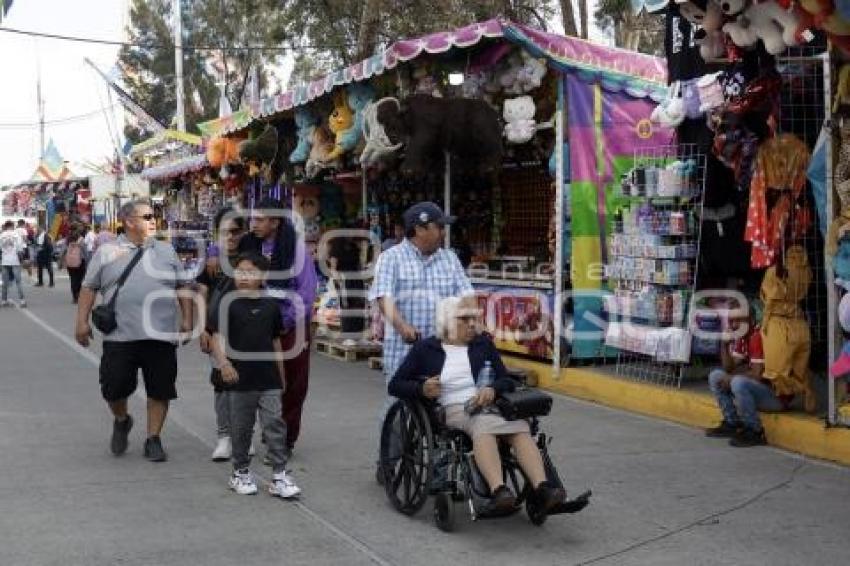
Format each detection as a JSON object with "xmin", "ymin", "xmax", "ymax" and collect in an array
[
  {"xmin": 197, "ymin": 18, "xmax": 667, "ymax": 139},
  {"xmin": 140, "ymin": 154, "xmax": 208, "ymax": 181}
]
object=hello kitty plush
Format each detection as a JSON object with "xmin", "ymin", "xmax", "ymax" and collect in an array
[{"xmin": 503, "ymin": 96, "xmax": 537, "ymax": 144}]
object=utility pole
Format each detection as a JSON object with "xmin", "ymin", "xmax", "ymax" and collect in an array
[
  {"xmin": 36, "ymin": 58, "xmax": 45, "ymax": 160},
  {"xmin": 173, "ymin": 0, "xmax": 186, "ymax": 132}
]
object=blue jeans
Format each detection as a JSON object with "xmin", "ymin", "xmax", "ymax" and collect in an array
[
  {"xmin": 1, "ymin": 265, "xmax": 24, "ymax": 302},
  {"xmin": 708, "ymin": 369, "xmax": 784, "ymax": 430}
]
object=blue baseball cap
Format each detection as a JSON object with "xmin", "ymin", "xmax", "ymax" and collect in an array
[{"xmin": 403, "ymin": 201, "xmax": 456, "ymax": 231}]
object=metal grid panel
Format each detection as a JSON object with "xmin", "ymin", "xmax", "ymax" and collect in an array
[
  {"xmin": 776, "ymin": 55, "xmax": 831, "ymax": 398},
  {"xmin": 606, "ymin": 143, "xmax": 707, "ymax": 387}
]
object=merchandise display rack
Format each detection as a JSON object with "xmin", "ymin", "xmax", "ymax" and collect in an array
[{"xmin": 604, "ymin": 143, "xmax": 707, "ymax": 387}]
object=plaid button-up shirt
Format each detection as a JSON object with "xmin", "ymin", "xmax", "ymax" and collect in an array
[{"xmin": 368, "ymin": 239, "xmax": 473, "ymax": 379}]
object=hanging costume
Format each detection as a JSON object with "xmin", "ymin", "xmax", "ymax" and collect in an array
[
  {"xmin": 759, "ymin": 245, "xmax": 813, "ymax": 405},
  {"xmin": 744, "ymin": 134, "xmax": 811, "ymax": 268}
]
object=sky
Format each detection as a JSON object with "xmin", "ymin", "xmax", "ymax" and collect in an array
[
  {"xmin": 0, "ymin": 0, "xmax": 130, "ymax": 185},
  {"xmin": 0, "ymin": 0, "xmax": 606, "ymax": 187}
]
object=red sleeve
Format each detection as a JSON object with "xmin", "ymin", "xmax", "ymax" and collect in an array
[{"xmin": 748, "ymin": 329, "xmax": 764, "ymax": 363}]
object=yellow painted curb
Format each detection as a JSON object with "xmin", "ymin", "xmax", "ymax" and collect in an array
[{"xmin": 504, "ymin": 356, "xmax": 850, "ymax": 467}]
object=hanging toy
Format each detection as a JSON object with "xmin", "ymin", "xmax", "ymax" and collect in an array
[
  {"xmin": 289, "ymin": 107, "xmax": 319, "ymax": 164},
  {"xmin": 503, "ymin": 96, "xmax": 537, "ymax": 144},
  {"xmin": 331, "ymin": 83, "xmax": 375, "ymax": 159},
  {"xmin": 238, "ymin": 124, "xmax": 278, "ymax": 177},
  {"xmin": 830, "ymin": 289, "xmax": 850, "ymax": 378},
  {"xmin": 359, "ymin": 98, "xmax": 404, "ymax": 166},
  {"xmin": 327, "ymin": 90, "xmax": 355, "ymax": 160}
]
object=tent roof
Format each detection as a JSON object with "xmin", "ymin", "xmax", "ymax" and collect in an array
[
  {"xmin": 130, "ymin": 129, "xmax": 203, "ymax": 158},
  {"xmin": 30, "ymin": 139, "xmax": 75, "ymax": 182},
  {"xmin": 197, "ymin": 18, "xmax": 667, "ymax": 139}
]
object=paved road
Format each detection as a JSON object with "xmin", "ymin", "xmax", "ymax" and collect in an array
[{"xmin": 1, "ymin": 281, "xmax": 848, "ymax": 566}]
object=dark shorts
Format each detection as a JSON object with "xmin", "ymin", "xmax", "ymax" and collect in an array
[{"xmin": 100, "ymin": 340, "xmax": 178, "ymax": 402}]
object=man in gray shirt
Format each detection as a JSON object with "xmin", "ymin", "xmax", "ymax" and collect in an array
[{"xmin": 75, "ymin": 201, "xmax": 193, "ymax": 462}]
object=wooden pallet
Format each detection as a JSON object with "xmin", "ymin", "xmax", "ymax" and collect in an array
[
  {"xmin": 368, "ymin": 357, "xmax": 383, "ymax": 371},
  {"xmin": 315, "ymin": 339, "xmax": 382, "ymax": 363}
]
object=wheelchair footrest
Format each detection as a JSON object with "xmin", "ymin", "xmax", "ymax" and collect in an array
[{"xmin": 548, "ymin": 490, "xmax": 592, "ymax": 515}]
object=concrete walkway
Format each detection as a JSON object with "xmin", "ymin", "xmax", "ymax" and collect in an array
[{"xmin": 1, "ymin": 282, "xmax": 848, "ymax": 566}]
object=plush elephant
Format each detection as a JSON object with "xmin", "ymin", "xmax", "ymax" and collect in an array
[{"xmin": 376, "ymin": 94, "xmax": 503, "ymax": 178}]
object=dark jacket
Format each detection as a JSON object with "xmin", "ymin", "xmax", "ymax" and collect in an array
[
  {"xmin": 388, "ymin": 335, "xmax": 516, "ymax": 401},
  {"xmin": 238, "ymin": 222, "xmax": 297, "ymax": 293}
]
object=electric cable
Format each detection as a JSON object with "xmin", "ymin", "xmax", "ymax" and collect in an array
[{"xmin": 0, "ymin": 26, "xmax": 355, "ymax": 53}]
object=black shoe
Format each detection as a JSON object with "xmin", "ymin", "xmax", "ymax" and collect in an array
[
  {"xmin": 144, "ymin": 436, "xmax": 168, "ymax": 462},
  {"xmin": 110, "ymin": 415, "xmax": 133, "ymax": 456},
  {"xmin": 729, "ymin": 427, "xmax": 767, "ymax": 448},
  {"xmin": 533, "ymin": 481, "xmax": 566, "ymax": 512},
  {"xmin": 705, "ymin": 421, "xmax": 740, "ymax": 438},
  {"xmin": 486, "ymin": 485, "xmax": 517, "ymax": 513}
]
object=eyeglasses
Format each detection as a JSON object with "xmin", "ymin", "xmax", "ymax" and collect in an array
[
  {"xmin": 133, "ymin": 214, "xmax": 155, "ymax": 221},
  {"xmin": 234, "ymin": 270, "xmax": 263, "ymax": 278}
]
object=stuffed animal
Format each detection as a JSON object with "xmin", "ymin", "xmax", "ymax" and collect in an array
[
  {"xmin": 827, "ymin": 121, "xmax": 850, "ymax": 257},
  {"xmin": 515, "ymin": 51, "xmax": 547, "ymax": 93},
  {"xmin": 293, "ymin": 185, "xmax": 322, "ymax": 254},
  {"xmin": 367, "ymin": 204, "xmax": 383, "ymax": 242},
  {"xmin": 718, "ymin": 0, "xmax": 747, "ymax": 18},
  {"xmin": 498, "ymin": 52, "xmax": 524, "ymax": 95},
  {"xmin": 692, "ymin": 0, "xmax": 727, "ymax": 60},
  {"xmin": 327, "ymin": 91, "xmax": 355, "ymax": 160},
  {"xmin": 335, "ymin": 83, "xmax": 375, "ymax": 155},
  {"xmin": 359, "ymin": 98, "xmax": 404, "ymax": 166},
  {"xmin": 238, "ymin": 124, "xmax": 278, "ymax": 177},
  {"xmin": 503, "ymin": 96, "xmax": 537, "ymax": 144},
  {"xmin": 412, "ymin": 63, "xmax": 442, "ymax": 98},
  {"xmin": 305, "ymin": 125, "xmax": 339, "ymax": 178},
  {"xmin": 289, "ymin": 107, "xmax": 319, "ymax": 164},
  {"xmin": 830, "ymin": 290, "xmax": 850, "ymax": 377},
  {"xmin": 373, "ymin": 94, "xmax": 503, "ymax": 178},
  {"xmin": 462, "ymin": 70, "xmax": 490, "ymax": 99},
  {"xmin": 319, "ymin": 183, "xmax": 345, "ymax": 229},
  {"xmin": 651, "ymin": 81, "xmax": 686, "ymax": 127},
  {"xmin": 207, "ymin": 136, "xmax": 241, "ymax": 169},
  {"xmin": 722, "ymin": 0, "xmax": 802, "ymax": 54}
]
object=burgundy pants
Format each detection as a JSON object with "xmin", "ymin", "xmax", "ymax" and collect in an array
[{"xmin": 279, "ymin": 324, "xmax": 311, "ymax": 448}]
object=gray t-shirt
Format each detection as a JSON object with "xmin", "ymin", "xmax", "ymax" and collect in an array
[{"xmin": 83, "ymin": 236, "xmax": 185, "ymax": 343}]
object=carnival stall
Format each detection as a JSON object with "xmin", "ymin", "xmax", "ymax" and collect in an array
[
  {"xmin": 591, "ymin": 0, "xmax": 850, "ymax": 426},
  {"xmin": 1, "ymin": 140, "xmax": 91, "ymax": 238},
  {"xmin": 196, "ymin": 18, "xmax": 670, "ymax": 369},
  {"xmin": 132, "ymin": 129, "xmax": 216, "ymax": 271}
]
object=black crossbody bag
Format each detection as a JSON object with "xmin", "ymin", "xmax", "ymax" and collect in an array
[{"xmin": 91, "ymin": 248, "xmax": 145, "ymax": 334}]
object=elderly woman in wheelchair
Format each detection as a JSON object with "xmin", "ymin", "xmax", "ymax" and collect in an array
[{"xmin": 383, "ymin": 296, "xmax": 589, "ymax": 529}]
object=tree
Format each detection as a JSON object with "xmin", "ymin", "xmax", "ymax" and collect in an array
[
  {"xmin": 559, "ymin": 0, "xmax": 578, "ymax": 37},
  {"xmin": 595, "ymin": 0, "xmax": 663, "ymax": 55},
  {"xmin": 284, "ymin": 0, "xmax": 557, "ymax": 85},
  {"xmin": 118, "ymin": 0, "xmax": 219, "ymax": 142}
]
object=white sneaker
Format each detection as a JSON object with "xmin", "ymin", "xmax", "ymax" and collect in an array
[
  {"xmin": 212, "ymin": 436, "xmax": 232, "ymax": 461},
  {"xmin": 248, "ymin": 443, "xmax": 256, "ymax": 457},
  {"xmin": 0, "ymin": 300, "xmax": 9, "ymax": 307},
  {"xmin": 228, "ymin": 469, "xmax": 258, "ymax": 495},
  {"xmin": 269, "ymin": 470, "xmax": 301, "ymax": 499},
  {"xmin": 18, "ymin": 300, "xmax": 26, "ymax": 308}
]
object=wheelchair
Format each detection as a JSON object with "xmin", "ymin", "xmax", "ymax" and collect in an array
[{"xmin": 378, "ymin": 393, "xmax": 591, "ymax": 532}]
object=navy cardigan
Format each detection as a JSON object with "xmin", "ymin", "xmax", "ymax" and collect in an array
[{"xmin": 388, "ymin": 335, "xmax": 517, "ymax": 401}]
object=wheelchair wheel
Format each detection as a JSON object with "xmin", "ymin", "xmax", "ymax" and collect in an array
[
  {"xmin": 379, "ymin": 400, "xmax": 434, "ymax": 516},
  {"xmin": 433, "ymin": 492, "xmax": 455, "ymax": 532}
]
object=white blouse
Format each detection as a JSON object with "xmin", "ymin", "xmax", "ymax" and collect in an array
[{"xmin": 439, "ymin": 345, "xmax": 477, "ymax": 406}]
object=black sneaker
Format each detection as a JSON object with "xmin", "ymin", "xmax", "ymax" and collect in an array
[
  {"xmin": 144, "ymin": 436, "xmax": 168, "ymax": 462},
  {"xmin": 110, "ymin": 415, "xmax": 133, "ymax": 456},
  {"xmin": 729, "ymin": 427, "xmax": 767, "ymax": 448},
  {"xmin": 533, "ymin": 481, "xmax": 566, "ymax": 512},
  {"xmin": 486, "ymin": 485, "xmax": 517, "ymax": 513},
  {"xmin": 705, "ymin": 421, "xmax": 740, "ymax": 438}
]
